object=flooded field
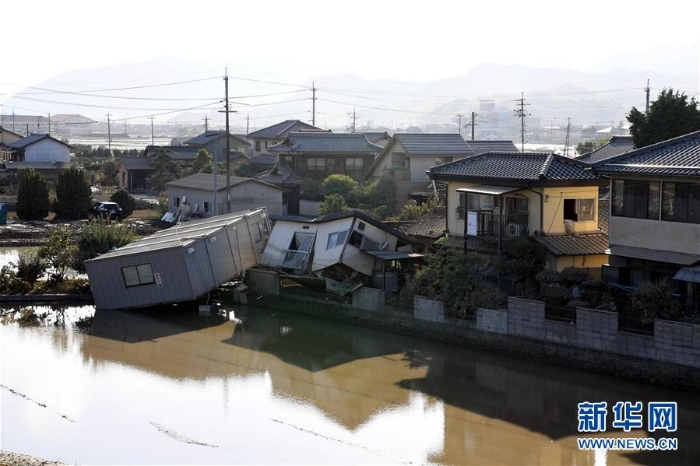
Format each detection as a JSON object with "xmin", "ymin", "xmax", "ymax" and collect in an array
[{"xmin": 2, "ymin": 303, "xmax": 700, "ymax": 465}]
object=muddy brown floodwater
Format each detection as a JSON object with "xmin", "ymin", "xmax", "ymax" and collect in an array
[{"xmin": 1, "ymin": 303, "xmax": 699, "ymax": 465}]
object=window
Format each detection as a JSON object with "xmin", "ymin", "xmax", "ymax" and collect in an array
[
  {"xmin": 611, "ymin": 180, "xmax": 660, "ymax": 220},
  {"xmin": 345, "ymin": 158, "xmax": 364, "ymax": 171},
  {"xmin": 358, "ymin": 222, "xmax": 366, "ymax": 231},
  {"xmin": 204, "ymin": 202, "xmax": 209, "ymax": 213},
  {"xmin": 564, "ymin": 198, "xmax": 595, "ymax": 222},
  {"xmin": 255, "ymin": 140, "xmax": 261, "ymax": 151},
  {"xmin": 307, "ymin": 158, "xmax": 326, "ymax": 171},
  {"xmin": 661, "ymin": 182, "xmax": 700, "ymax": 223},
  {"xmin": 326, "ymin": 229, "xmax": 349, "ymax": 249},
  {"xmin": 174, "ymin": 197, "xmax": 180, "ymax": 207},
  {"xmin": 122, "ymin": 264, "xmax": 155, "ymax": 287},
  {"xmin": 349, "ymin": 230, "xmax": 379, "ymax": 250}
]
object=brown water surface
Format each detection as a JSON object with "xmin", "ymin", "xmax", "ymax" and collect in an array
[{"xmin": 1, "ymin": 303, "xmax": 699, "ymax": 465}]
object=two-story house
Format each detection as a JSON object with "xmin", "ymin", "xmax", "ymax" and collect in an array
[
  {"xmin": 364, "ymin": 134, "xmax": 476, "ymax": 206},
  {"xmin": 594, "ymin": 130, "xmax": 700, "ymax": 312},
  {"xmin": 247, "ymin": 120, "xmax": 321, "ymax": 159},
  {"xmin": 427, "ymin": 152, "xmax": 608, "ymax": 273},
  {"xmin": 269, "ymin": 132, "xmax": 383, "ymax": 180},
  {"xmin": 0, "ymin": 133, "xmax": 75, "ymax": 186}
]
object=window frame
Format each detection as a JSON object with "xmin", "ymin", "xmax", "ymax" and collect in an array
[{"xmin": 121, "ymin": 263, "xmax": 155, "ymax": 288}]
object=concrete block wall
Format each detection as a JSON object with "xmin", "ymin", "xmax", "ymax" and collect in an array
[
  {"xmin": 477, "ymin": 308, "xmax": 507, "ymax": 334},
  {"xmin": 507, "ymin": 298, "xmax": 545, "ymax": 339},
  {"xmin": 413, "ymin": 296, "xmax": 445, "ymax": 323},
  {"xmin": 352, "ymin": 287, "xmax": 384, "ymax": 312},
  {"xmin": 576, "ymin": 308, "xmax": 618, "ymax": 351},
  {"xmin": 654, "ymin": 320, "xmax": 700, "ymax": 368},
  {"xmin": 244, "ymin": 268, "xmax": 280, "ymax": 296}
]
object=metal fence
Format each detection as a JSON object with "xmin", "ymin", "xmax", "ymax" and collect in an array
[
  {"xmin": 618, "ymin": 316, "xmax": 654, "ymax": 336},
  {"xmin": 544, "ymin": 304, "xmax": 576, "ymax": 324}
]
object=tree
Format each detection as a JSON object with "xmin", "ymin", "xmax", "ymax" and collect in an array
[
  {"xmin": 147, "ymin": 148, "xmax": 183, "ymax": 191},
  {"xmin": 54, "ymin": 167, "xmax": 92, "ymax": 220},
  {"xmin": 15, "ymin": 168, "xmax": 50, "ymax": 220},
  {"xmin": 575, "ymin": 137, "xmax": 610, "ymax": 156},
  {"xmin": 38, "ymin": 227, "xmax": 78, "ymax": 282},
  {"xmin": 110, "ymin": 189, "xmax": 136, "ymax": 218},
  {"xmin": 99, "ymin": 158, "xmax": 119, "ymax": 187},
  {"xmin": 358, "ymin": 175, "xmax": 397, "ymax": 215},
  {"xmin": 627, "ymin": 88, "xmax": 700, "ymax": 148},
  {"xmin": 191, "ymin": 149, "xmax": 213, "ymax": 174},
  {"xmin": 322, "ymin": 174, "xmax": 359, "ymax": 203},
  {"xmin": 72, "ymin": 220, "xmax": 135, "ymax": 273},
  {"xmin": 319, "ymin": 193, "xmax": 347, "ymax": 214}
]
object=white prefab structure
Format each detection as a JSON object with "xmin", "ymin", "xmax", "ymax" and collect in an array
[
  {"xmin": 261, "ymin": 210, "xmax": 416, "ymax": 279},
  {"xmin": 166, "ymin": 173, "xmax": 287, "ymax": 217},
  {"xmin": 85, "ymin": 208, "xmax": 270, "ymax": 310}
]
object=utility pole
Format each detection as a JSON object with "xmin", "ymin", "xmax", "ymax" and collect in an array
[
  {"xmin": 37, "ymin": 117, "xmax": 40, "ymax": 132},
  {"xmin": 149, "ymin": 116, "xmax": 155, "ymax": 146},
  {"xmin": 203, "ymin": 115, "xmax": 209, "ymax": 132},
  {"xmin": 12, "ymin": 112, "xmax": 15, "ymax": 132},
  {"xmin": 471, "ymin": 112, "xmax": 477, "ymax": 141},
  {"xmin": 348, "ymin": 108, "xmax": 357, "ymax": 132},
  {"xmin": 218, "ymin": 69, "xmax": 238, "ymax": 214},
  {"xmin": 456, "ymin": 114, "xmax": 464, "ymax": 136},
  {"xmin": 564, "ymin": 117, "xmax": 571, "ymax": 157},
  {"xmin": 246, "ymin": 114, "xmax": 250, "ymax": 136},
  {"xmin": 106, "ymin": 113, "xmax": 112, "ymax": 152},
  {"xmin": 312, "ymin": 82, "xmax": 317, "ymax": 126},
  {"xmin": 513, "ymin": 92, "xmax": 530, "ymax": 152},
  {"xmin": 645, "ymin": 79, "xmax": 651, "ymax": 115},
  {"xmin": 48, "ymin": 112, "xmax": 51, "ymax": 135}
]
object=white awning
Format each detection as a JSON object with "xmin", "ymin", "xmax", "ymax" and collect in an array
[
  {"xmin": 456, "ymin": 185, "xmax": 522, "ymax": 196},
  {"xmin": 674, "ymin": 265, "xmax": 700, "ymax": 284}
]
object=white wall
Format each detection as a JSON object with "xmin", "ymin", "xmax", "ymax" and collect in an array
[
  {"xmin": 261, "ymin": 220, "xmax": 319, "ymax": 267},
  {"xmin": 310, "ymin": 219, "xmax": 353, "ymax": 271},
  {"xmin": 25, "ymin": 139, "xmax": 70, "ymax": 163}
]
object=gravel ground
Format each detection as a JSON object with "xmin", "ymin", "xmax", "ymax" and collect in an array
[{"xmin": 0, "ymin": 450, "xmax": 66, "ymax": 466}]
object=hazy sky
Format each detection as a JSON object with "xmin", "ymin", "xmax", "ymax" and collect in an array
[
  {"xmin": 1, "ymin": 0, "xmax": 698, "ymax": 129},
  {"xmin": 2, "ymin": 0, "xmax": 698, "ymax": 88}
]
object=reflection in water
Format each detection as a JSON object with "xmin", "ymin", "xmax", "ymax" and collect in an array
[{"xmin": 1, "ymin": 303, "xmax": 699, "ymax": 465}]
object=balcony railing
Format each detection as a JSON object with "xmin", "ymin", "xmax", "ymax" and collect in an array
[
  {"xmin": 382, "ymin": 163, "xmax": 411, "ymax": 181},
  {"xmin": 457, "ymin": 209, "xmax": 529, "ymax": 238},
  {"xmin": 281, "ymin": 250, "xmax": 310, "ymax": 270}
]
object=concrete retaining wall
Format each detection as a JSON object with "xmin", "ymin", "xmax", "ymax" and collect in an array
[{"xmin": 413, "ymin": 296, "xmax": 445, "ymax": 323}]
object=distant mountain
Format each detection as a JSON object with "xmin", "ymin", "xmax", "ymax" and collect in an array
[{"xmin": 1, "ymin": 55, "xmax": 697, "ymax": 132}]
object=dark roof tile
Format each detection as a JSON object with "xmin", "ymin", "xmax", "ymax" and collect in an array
[
  {"xmin": 576, "ymin": 136, "xmax": 635, "ymax": 164},
  {"xmin": 533, "ymin": 232, "xmax": 608, "ymax": 256},
  {"xmin": 269, "ymin": 132, "xmax": 382, "ymax": 154},
  {"xmin": 247, "ymin": 120, "xmax": 321, "ymax": 139}
]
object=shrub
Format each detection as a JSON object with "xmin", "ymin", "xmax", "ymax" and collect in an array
[
  {"xmin": 358, "ymin": 175, "xmax": 397, "ymax": 215},
  {"xmin": 319, "ymin": 194, "xmax": 347, "ymax": 215},
  {"xmin": 110, "ymin": 190, "xmax": 136, "ymax": 218},
  {"xmin": 322, "ymin": 174, "xmax": 359, "ymax": 204},
  {"xmin": 0, "ymin": 265, "xmax": 31, "ymax": 294},
  {"xmin": 624, "ymin": 279, "xmax": 682, "ymax": 323},
  {"xmin": 15, "ymin": 168, "xmax": 50, "ymax": 220},
  {"xmin": 300, "ymin": 179, "xmax": 324, "ymax": 201},
  {"xmin": 72, "ymin": 220, "xmax": 135, "ymax": 273},
  {"xmin": 156, "ymin": 191, "xmax": 169, "ymax": 215},
  {"xmin": 38, "ymin": 227, "xmax": 78, "ymax": 282},
  {"xmin": 560, "ymin": 266, "xmax": 589, "ymax": 285},
  {"xmin": 15, "ymin": 254, "xmax": 47, "ymax": 285}
]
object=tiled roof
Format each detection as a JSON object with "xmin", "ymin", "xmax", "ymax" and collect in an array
[
  {"xmin": 436, "ymin": 235, "xmax": 498, "ymax": 254},
  {"xmin": 269, "ymin": 132, "xmax": 382, "ymax": 154},
  {"xmin": 184, "ymin": 131, "xmax": 249, "ymax": 147},
  {"xmin": 118, "ymin": 157, "xmax": 153, "ymax": 170},
  {"xmin": 144, "ymin": 145, "xmax": 201, "ymax": 160},
  {"xmin": 576, "ymin": 135, "xmax": 635, "ymax": 164},
  {"xmin": 429, "ymin": 152, "xmax": 599, "ymax": 182},
  {"xmin": 533, "ymin": 232, "xmax": 609, "ymax": 256},
  {"xmin": 8, "ymin": 133, "xmax": 72, "ymax": 149},
  {"xmin": 166, "ymin": 172, "xmax": 283, "ymax": 192},
  {"xmin": 3, "ymin": 161, "xmax": 75, "ymax": 170},
  {"xmin": 363, "ymin": 132, "xmax": 390, "ymax": 144},
  {"xmin": 247, "ymin": 120, "xmax": 321, "ymax": 139},
  {"xmin": 248, "ymin": 154, "xmax": 276, "ymax": 165},
  {"xmin": 595, "ymin": 130, "xmax": 700, "ymax": 176},
  {"xmin": 466, "ymin": 140, "xmax": 519, "ymax": 155},
  {"xmin": 398, "ymin": 207, "xmax": 446, "ymax": 239},
  {"xmin": 395, "ymin": 133, "xmax": 474, "ymax": 156}
]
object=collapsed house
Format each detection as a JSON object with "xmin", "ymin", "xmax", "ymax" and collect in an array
[
  {"xmin": 85, "ymin": 208, "xmax": 270, "ymax": 310},
  {"xmin": 260, "ymin": 210, "xmax": 422, "ymax": 295}
]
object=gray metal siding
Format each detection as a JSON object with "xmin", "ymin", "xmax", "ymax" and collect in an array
[
  {"xmin": 85, "ymin": 249, "xmax": 192, "ymax": 310},
  {"xmin": 205, "ymin": 229, "xmax": 238, "ymax": 284},
  {"xmin": 184, "ymin": 241, "xmax": 217, "ymax": 297}
]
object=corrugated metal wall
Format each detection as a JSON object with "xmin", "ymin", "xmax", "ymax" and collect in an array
[{"xmin": 85, "ymin": 248, "xmax": 192, "ymax": 310}]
